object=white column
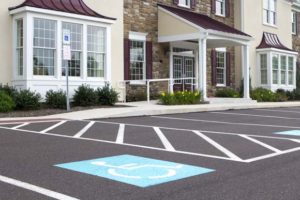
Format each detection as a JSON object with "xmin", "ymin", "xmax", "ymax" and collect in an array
[
  {"xmin": 169, "ymin": 44, "xmax": 174, "ymax": 93},
  {"xmin": 198, "ymin": 38, "xmax": 207, "ymax": 100},
  {"xmin": 243, "ymin": 45, "xmax": 250, "ymax": 99},
  {"xmin": 105, "ymin": 26, "xmax": 112, "ymax": 85}
]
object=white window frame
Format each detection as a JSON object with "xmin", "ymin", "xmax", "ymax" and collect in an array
[
  {"xmin": 16, "ymin": 18, "xmax": 24, "ymax": 77},
  {"xmin": 263, "ymin": 0, "xmax": 277, "ymax": 26},
  {"xmin": 128, "ymin": 31, "xmax": 147, "ymax": 85},
  {"xmin": 257, "ymin": 49, "xmax": 297, "ymax": 91},
  {"xmin": 11, "ymin": 9, "xmax": 112, "ymax": 84},
  {"xmin": 215, "ymin": 47, "xmax": 226, "ymax": 87},
  {"xmin": 292, "ymin": 11, "xmax": 297, "ymax": 35},
  {"xmin": 260, "ymin": 54, "xmax": 268, "ymax": 85},
  {"xmin": 215, "ymin": 0, "xmax": 226, "ymax": 17},
  {"xmin": 178, "ymin": 0, "xmax": 191, "ymax": 8}
]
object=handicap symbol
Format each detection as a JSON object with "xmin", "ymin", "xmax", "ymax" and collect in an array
[{"xmin": 91, "ymin": 161, "xmax": 183, "ymax": 180}]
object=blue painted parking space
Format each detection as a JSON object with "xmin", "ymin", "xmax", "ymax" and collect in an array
[
  {"xmin": 274, "ymin": 130, "xmax": 300, "ymax": 136},
  {"xmin": 55, "ymin": 155, "xmax": 214, "ymax": 188}
]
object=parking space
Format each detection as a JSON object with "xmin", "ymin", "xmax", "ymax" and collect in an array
[{"xmin": 1, "ymin": 107, "xmax": 300, "ymax": 199}]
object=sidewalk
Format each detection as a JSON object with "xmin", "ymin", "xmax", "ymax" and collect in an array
[{"xmin": 1, "ymin": 100, "xmax": 300, "ymax": 121}]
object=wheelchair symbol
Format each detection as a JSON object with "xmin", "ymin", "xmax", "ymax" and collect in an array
[{"xmin": 91, "ymin": 161, "xmax": 183, "ymax": 180}]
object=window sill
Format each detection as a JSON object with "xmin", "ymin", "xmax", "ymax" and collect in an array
[
  {"xmin": 215, "ymin": 13, "xmax": 226, "ymax": 18},
  {"xmin": 130, "ymin": 80, "xmax": 146, "ymax": 85},
  {"xmin": 177, "ymin": 4, "xmax": 191, "ymax": 9},
  {"xmin": 216, "ymin": 84, "xmax": 226, "ymax": 87},
  {"xmin": 262, "ymin": 23, "xmax": 277, "ymax": 29}
]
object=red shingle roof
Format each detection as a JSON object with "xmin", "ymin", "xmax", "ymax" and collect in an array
[
  {"xmin": 158, "ymin": 4, "xmax": 250, "ymax": 37},
  {"xmin": 9, "ymin": 0, "xmax": 115, "ymax": 20},
  {"xmin": 257, "ymin": 32, "xmax": 295, "ymax": 52}
]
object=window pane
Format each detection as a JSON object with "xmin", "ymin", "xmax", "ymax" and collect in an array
[
  {"xmin": 130, "ymin": 40, "xmax": 145, "ymax": 80},
  {"xmin": 216, "ymin": 0, "xmax": 225, "ymax": 15},
  {"xmin": 260, "ymin": 54, "xmax": 268, "ymax": 84},
  {"xmin": 216, "ymin": 51, "xmax": 226, "ymax": 85},
  {"xmin": 62, "ymin": 22, "xmax": 82, "ymax": 77},
  {"xmin": 288, "ymin": 57, "xmax": 294, "ymax": 85},
  {"xmin": 16, "ymin": 19, "xmax": 23, "ymax": 76},
  {"xmin": 269, "ymin": 0, "xmax": 276, "ymax": 11},
  {"xmin": 87, "ymin": 53, "xmax": 105, "ymax": 78},
  {"xmin": 33, "ymin": 18, "xmax": 56, "ymax": 76},
  {"xmin": 272, "ymin": 54, "xmax": 279, "ymax": 84},
  {"xmin": 281, "ymin": 56, "xmax": 286, "ymax": 84}
]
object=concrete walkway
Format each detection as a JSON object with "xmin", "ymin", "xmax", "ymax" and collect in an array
[{"xmin": 1, "ymin": 100, "xmax": 300, "ymax": 121}]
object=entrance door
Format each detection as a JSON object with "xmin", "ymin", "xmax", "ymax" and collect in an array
[{"xmin": 173, "ymin": 56, "xmax": 195, "ymax": 91}]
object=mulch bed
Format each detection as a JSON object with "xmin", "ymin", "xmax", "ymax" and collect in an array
[{"xmin": 0, "ymin": 105, "xmax": 128, "ymax": 118}]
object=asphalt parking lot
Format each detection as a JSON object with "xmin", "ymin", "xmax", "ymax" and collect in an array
[{"xmin": 1, "ymin": 107, "xmax": 300, "ymax": 200}]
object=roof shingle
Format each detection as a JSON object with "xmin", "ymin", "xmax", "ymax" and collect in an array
[{"xmin": 257, "ymin": 32, "xmax": 295, "ymax": 52}]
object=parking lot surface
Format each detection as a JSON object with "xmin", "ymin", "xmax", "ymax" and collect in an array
[{"xmin": 1, "ymin": 107, "xmax": 300, "ymax": 200}]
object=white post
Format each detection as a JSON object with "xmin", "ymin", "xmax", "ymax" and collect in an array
[
  {"xmin": 169, "ymin": 44, "xmax": 174, "ymax": 93},
  {"xmin": 147, "ymin": 80, "xmax": 150, "ymax": 103},
  {"xmin": 243, "ymin": 45, "xmax": 250, "ymax": 99},
  {"xmin": 198, "ymin": 38, "xmax": 207, "ymax": 100}
]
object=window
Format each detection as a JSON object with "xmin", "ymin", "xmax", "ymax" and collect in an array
[
  {"xmin": 216, "ymin": 0, "xmax": 226, "ymax": 16},
  {"xmin": 260, "ymin": 54, "xmax": 268, "ymax": 85},
  {"xmin": 33, "ymin": 18, "xmax": 56, "ymax": 76},
  {"xmin": 87, "ymin": 26, "xmax": 106, "ymax": 78},
  {"xmin": 178, "ymin": 0, "xmax": 191, "ymax": 8},
  {"xmin": 62, "ymin": 22, "xmax": 82, "ymax": 77},
  {"xmin": 272, "ymin": 54, "xmax": 279, "ymax": 84},
  {"xmin": 16, "ymin": 19, "xmax": 23, "ymax": 76},
  {"xmin": 263, "ymin": 0, "xmax": 276, "ymax": 26},
  {"xmin": 288, "ymin": 57, "xmax": 294, "ymax": 85},
  {"xmin": 216, "ymin": 50, "xmax": 226, "ymax": 85},
  {"xmin": 130, "ymin": 40, "xmax": 145, "ymax": 80},
  {"xmin": 280, "ymin": 56, "xmax": 286, "ymax": 85},
  {"xmin": 292, "ymin": 11, "xmax": 297, "ymax": 35}
]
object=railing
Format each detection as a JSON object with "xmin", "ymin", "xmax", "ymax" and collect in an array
[{"xmin": 118, "ymin": 77, "xmax": 197, "ymax": 103}]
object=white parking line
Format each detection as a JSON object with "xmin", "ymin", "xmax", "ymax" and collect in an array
[
  {"xmin": 240, "ymin": 135, "xmax": 282, "ymax": 153},
  {"xmin": 255, "ymin": 109, "xmax": 300, "ymax": 114},
  {"xmin": 211, "ymin": 111, "xmax": 300, "ymax": 120},
  {"xmin": 73, "ymin": 121, "xmax": 95, "ymax": 138},
  {"xmin": 0, "ymin": 175, "xmax": 79, "ymax": 200},
  {"xmin": 193, "ymin": 131, "xmax": 242, "ymax": 161},
  {"xmin": 291, "ymin": 139, "xmax": 300, "ymax": 144},
  {"xmin": 116, "ymin": 124, "xmax": 125, "ymax": 144},
  {"xmin": 40, "ymin": 121, "xmax": 67, "ymax": 134},
  {"xmin": 154, "ymin": 127, "xmax": 176, "ymax": 151},
  {"xmin": 0, "ymin": 120, "xmax": 62, "ymax": 126},
  {"xmin": 152, "ymin": 116, "xmax": 300, "ymax": 129},
  {"xmin": 11, "ymin": 123, "xmax": 30, "ymax": 130}
]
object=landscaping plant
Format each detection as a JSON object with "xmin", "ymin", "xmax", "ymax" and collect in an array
[
  {"xmin": 45, "ymin": 90, "xmax": 67, "ymax": 109},
  {"xmin": 0, "ymin": 91, "xmax": 15, "ymax": 113},
  {"xmin": 73, "ymin": 84, "xmax": 98, "ymax": 107},
  {"xmin": 96, "ymin": 84, "xmax": 119, "ymax": 106},
  {"xmin": 159, "ymin": 91, "xmax": 201, "ymax": 105},
  {"xmin": 14, "ymin": 89, "xmax": 41, "ymax": 110},
  {"xmin": 215, "ymin": 88, "xmax": 240, "ymax": 98}
]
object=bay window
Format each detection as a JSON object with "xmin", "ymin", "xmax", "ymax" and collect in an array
[
  {"xmin": 16, "ymin": 19, "xmax": 23, "ymax": 76},
  {"xmin": 272, "ymin": 54, "xmax": 279, "ymax": 84},
  {"xmin": 288, "ymin": 57, "xmax": 294, "ymax": 85},
  {"xmin": 260, "ymin": 54, "xmax": 267, "ymax": 85},
  {"xmin": 280, "ymin": 56, "xmax": 286, "ymax": 85}
]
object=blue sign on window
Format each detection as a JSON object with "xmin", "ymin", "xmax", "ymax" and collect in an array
[{"xmin": 55, "ymin": 155, "xmax": 214, "ymax": 188}]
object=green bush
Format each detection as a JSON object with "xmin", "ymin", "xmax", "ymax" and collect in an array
[
  {"xmin": 215, "ymin": 88, "xmax": 240, "ymax": 98},
  {"xmin": 250, "ymin": 88, "xmax": 277, "ymax": 102},
  {"xmin": 73, "ymin": 84, "xmax": 98, "ymax": 106},
  {"xmin": 275, "ymin": 89, "xmax": 288, "ymax": 102},
  {"xmin": 14, "ymin": 89, "xmax": 41, "ymax": 110},
  {"xmin": 159, "ymin": 91, "xmax": 201, "ymax": 105},
  {"xmin": 0, "ymin": 91, "xmax": 15, "ymax": 113},
  {"xmin": 96, "ymin": 84, "xmax": 119, "ymax": 106},
  {"xmin": 0, "ymin": 84, "xmax": 17, "ymax": 98},
  {"xmin": 45, "ymin": 90, "xmax": 66, "ymax": 109},
  {"xmin": 286, "ymin": 89, "xmax": 300, "ymax": 101}
]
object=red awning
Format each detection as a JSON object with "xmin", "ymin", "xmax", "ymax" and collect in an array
[
  {"xmin": 257, "ymin": 32, "xmax": 295, "ymax": 52},
  {"xmin": 158, "ymin": 4, "xmax": 250, "ymax": 37},
  {"xmin": 9, "ymin": 0, "xmax": 115, "ymax": 20}
]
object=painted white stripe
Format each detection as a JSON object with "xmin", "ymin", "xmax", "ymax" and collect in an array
[
  {"xmin": 211, "ymin": 111, "xmax": 300, "ymax": 120},
  {"xmin": 0, "ymin": 175, "xmax": 79, "ymax": 200},
  {"xmin": 116, "ymin": 124, "xmax": 125, "ymax": 144},
  {"xmin": 0, "ymin": 125, "xmax": 236, "ymax": 162},
  {"xmin": 154, "ymin": 127, "xmax": 176, "ymax": 151},
  {"xmin": 11, "ymin": 123, "xmax": 30, "ymax": 130},
  {"xmin": 255, "ymin": 109, "xmax": 300, "ymax": 114},
  {"xmin": 244, "ymin": 147, "xmax": 300, "ymax": 163},
  {"xmin": 40, "ymin": 121, "xmax": 67, "ymax": 134},
  {"xmin": 193, "ymin": 131, "xmax": 242, "ymax": 161},
  {"xmin": 152, "ymin": 116, "xmax": 300, "ymax": 129},
  {"xmin": 0, "ymin": 120, "xmax": 63, "ymax": 126},
  {"xmin": 240, "ymin": 135, "xmax": 282, "ymax": 153},
  {"xmin": 291, "ymin": 139, "xmax": 300, "ymax": 144},
  {"xmin": 73, "ymin": 121, "xmax": 95, "ymax": 138}
]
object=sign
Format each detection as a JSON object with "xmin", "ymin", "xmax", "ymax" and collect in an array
[
  {"xmin": 62, "ymin": 29, "xmax": 71, "ymax": 45},
  {"xmin": 274, "ymin": 130, "xmax": 300, "ymax": 136},
  {"xmin": 55, "ymin": 155, "xmax": 214, "ymax": 188},
  {"xmin": 63, "ymin": 45, "xmax": 71, "ymax": 60}
]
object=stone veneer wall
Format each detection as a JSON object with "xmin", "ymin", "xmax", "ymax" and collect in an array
[{"xmin": 124, "ymin": 0, "xmax": 236, "ymax": 99}]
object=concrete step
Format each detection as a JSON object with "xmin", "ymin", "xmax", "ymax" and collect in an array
[{"xmin": 207, "ymin": 98, "xmax": 257, "ymax": 104}]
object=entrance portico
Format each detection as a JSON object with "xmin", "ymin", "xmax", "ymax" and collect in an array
[{"xmin": 158, "ymin": 4, "xmax": 252, "ymax": 100}]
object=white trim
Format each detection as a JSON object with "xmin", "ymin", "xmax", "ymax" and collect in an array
[
  {"xmin": 158, "ymin": 33, "xmax": 202, "ymax": 43},
  {"xmin": 129, "ymin": 31, "xmax": 148, "ymax": 41},
  {"xmin": 9, "ymin": 6, "xmax": 115, "ymax": 24},
  {"xmin": 154, "ymin": 127, "xmax": 176, "ymax": 151},
  {"xmin": 256, "ymin": 48, "xmax": 298, "ymax": 55}
]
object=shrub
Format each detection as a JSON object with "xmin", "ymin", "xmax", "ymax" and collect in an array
[
  {"xmin": 96, "ymin": 84, "xmax": 119, "ymax": 106},
  {"xmin": 215, "ymin": 88, "xmax": 240, "ymax": 98},
  {"xmin": 286, "ymin": 89, "xmax": 300, "ymax": 101},
  {"xmin": 14, "ymin": 89, "xmax": 41, "ymax": 110},
  {"xmin": 275, "ymin": 89, "xmax": 288, "ymax": 102},
  {"xmin": 0, "ymin": 91, "xmax": 15, "ymax": 113},
  {"xmin": 159, "ymin": 91, "xmax": 201, "ymax": 105},
  {"xmin": 0, "ymin": 84, "xmax": 17, "ymax": 98},
  {"xmin": 73, "ymin": 84, "xmax": 98, "ymax": 107},
  {"xmin": 45, "ymin": 90, "xmax": 66, "ymax": 109},
  {"xmin": 250, "ymin": 88, "xmax": 277, "ymax": 102}
]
